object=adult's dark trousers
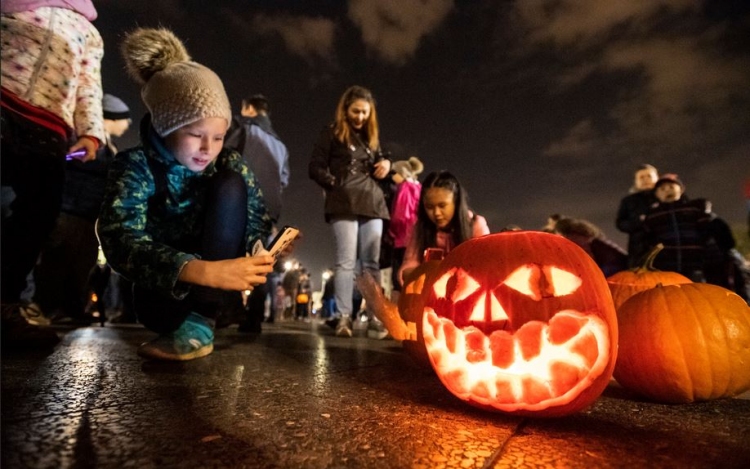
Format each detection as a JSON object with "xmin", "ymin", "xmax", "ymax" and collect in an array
[
  {"xmin": 33, "ymin": 213, "xmax": 98, "ymax": 318},
  {"xmin": 1, "ymin": 109, "xmax": 68, "ymax": 303},
  {"xmin": 132, "ymin": 170, "xmax": 248, "ymax": 334}
]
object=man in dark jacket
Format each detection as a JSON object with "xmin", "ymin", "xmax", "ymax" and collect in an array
[
  {"xmin": 225, "ymin": 95, "xmax": 290, "ymax": 329},
  {"xmin": 226, "ymin": 95, "xmax": 290, "ymax": 225},
  {"xmin": 616, "ymin": 164, "xmax": 658, "ymax": 267}
]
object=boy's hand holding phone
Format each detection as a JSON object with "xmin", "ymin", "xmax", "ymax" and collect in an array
[{"xmin": 251, "ymin": 226, "xmax": 300, "ymax": 259}]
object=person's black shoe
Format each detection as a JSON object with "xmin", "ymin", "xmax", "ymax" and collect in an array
[
  {"xmin": 237, "ymin": 317, "xmax": 262, "ymax": 333},
  {"xmin": 325, "ymin": 317, "xmax": 339, "ymax": 329},
  {"xmin": 1, "ymin": 303, "xmax": 60, "ymax": 349},
  {"xmin": 215, "ymin": 292, "xmax": 246, "ymax": 329}
]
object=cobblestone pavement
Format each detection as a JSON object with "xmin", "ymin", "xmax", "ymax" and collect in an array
[{"xmin": 2, "ymin": 321, "xmax": 749, "ymax": 468}]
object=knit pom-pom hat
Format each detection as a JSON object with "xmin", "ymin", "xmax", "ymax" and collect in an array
[
  {"xmin": 391, "ymin": 156, "xmax": 425, "ymax": 181},
  {"xmin": 120, "ymin": 27, "xmax": 231, "ymax": 136}
]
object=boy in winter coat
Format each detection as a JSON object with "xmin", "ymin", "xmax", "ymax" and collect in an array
[
  {"xmin": 642, "ymin": 174, "xmax": 711, "ymax": 281},
  {"xmin": 97, "ymin": 28, "xmax": 274, "ymax": 361}
]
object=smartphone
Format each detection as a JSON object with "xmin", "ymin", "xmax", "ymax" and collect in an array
[
  {"xmin": 66, "ymin": 150, "xmax": 87, "ymax": 161},
  {"xmin": 423, "ymin": 248, "xmax": 445, "ymax": 262},
  {"xmin": 252, "ymin": 226, "xmax": 299, "ymax": 258}
]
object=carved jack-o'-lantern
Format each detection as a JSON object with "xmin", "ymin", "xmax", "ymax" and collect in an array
[{"xmin": 421, "ymin": 231, "xmax": 618, "ymax": 417}]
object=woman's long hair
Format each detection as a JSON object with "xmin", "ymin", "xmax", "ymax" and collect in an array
[
  {"xmin": 333, "ymin": 85, "xmax": 380, "ymax": 150},
  {"xmin": 413, "ymin": 171, "xmax": 473, "ymax": 262}
]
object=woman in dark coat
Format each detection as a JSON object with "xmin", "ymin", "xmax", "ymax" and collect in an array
[{"xmin": 309, "ymin": 85, "xmax": 391, "ymax": 337}]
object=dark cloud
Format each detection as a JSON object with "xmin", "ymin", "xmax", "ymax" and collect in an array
[{"xmin": 347, "ymin": 0, "xmax": 454, "ymax": 65}]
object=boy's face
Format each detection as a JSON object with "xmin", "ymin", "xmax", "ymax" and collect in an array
[
  {"xmin": 655, "ymin": 182, "xmax": 682, "ymax": 202},
  {"xmin": 165, "ymin": 117, "xmax": 228, "ymax": 172}
]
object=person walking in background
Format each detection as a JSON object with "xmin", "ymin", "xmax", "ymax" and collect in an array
[
  {"xmin": 28, "ymin": 94, "xmax": 132, "ymax": 326},
  {"xmin": 294, "ymin": 269, "xmax": 312, "ymax": 321},
  {"xmin": 97, "ymin": 27, "xmax": 274, "ymax": 361},
  {"xmin": 388, "ymin": 156, "xmax": 424, "ymax": 303},
  {"xmin": 616, "ymin": 164, "xmax": 659, "ymax": 267},
  {"xmin": 642, "ymin": 173, "xmax": 711, "ymax": 281},
  {"xmin": 308, "ymin": 85, "xmax": 392, "ymax": 337},
  {"xmin": 225, "ymin": 94, "xmax": 291, "ymax": 331},
  {"xmin": 398, "ymin": 170, "xmax": 490, "ymax": 285},
  {"xmin": 1, "ymin": 0, "xmax": 106, "ymax": 348},
  {"xmin": 321, "ymin": 271, "xmax": 336, "ymax": 320}
]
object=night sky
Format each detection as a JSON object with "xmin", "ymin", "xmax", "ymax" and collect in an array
[{"xmin": 94, "ymin": 0, "xmax": 750, "ymax": 287}]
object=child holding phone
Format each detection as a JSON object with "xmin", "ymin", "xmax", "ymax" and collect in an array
[
  {"xmin": 97, "ymin": 28, "xmax": 274, "ymax": 361},
  {"xmin": 398, "ymin": 171, "xmax": 490, "ymax": 285}
]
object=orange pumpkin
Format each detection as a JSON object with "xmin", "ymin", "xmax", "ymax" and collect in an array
[
  {"xmin": 398, "ymin": 260, "xmax": 443, "ymax": 368},
  {"xmin": 614, "ymin": 283, "xmax": 750, "ymax": 403},
  {"xmin": 606, "ymin": 244, "xmax": 691, "ymax": 310},
  {"xmin": 421, "ymin": 231, "xmax": 618, "ymax": 417}
]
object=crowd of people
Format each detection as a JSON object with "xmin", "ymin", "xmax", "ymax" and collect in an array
[{"xmin": 2, "ymin": 4, "xmax": 748, "ymax": 361}]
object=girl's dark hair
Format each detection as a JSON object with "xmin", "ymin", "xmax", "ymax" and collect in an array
[
  {"xmin": 333, "ymin": 85, "xmax": 380, "ymax": 150},
  {"xmin": 413, "ymin": 171, "xmax": 473, "ymax": 262}
]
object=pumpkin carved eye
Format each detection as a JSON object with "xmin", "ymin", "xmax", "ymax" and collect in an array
[
  {"xmin": 504, "ymin": 264, "xmax": 582, "ymax": 300},
  {"xmin": 433, "ymin": 268, "xmax": 482, "ymax": 302}
]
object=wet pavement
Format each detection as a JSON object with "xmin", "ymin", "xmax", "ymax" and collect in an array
[{"xmin": 2, "ymin": 320, "xmax": 749, "ymax": 469}]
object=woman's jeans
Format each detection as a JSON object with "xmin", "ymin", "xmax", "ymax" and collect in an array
[
  {"xmin": 133, "ymin": 170, "xmax": 248, "ymax": 334},
  {"xmin": 331, "ymin": 216, "xmax": 383, "ymax": 319}
]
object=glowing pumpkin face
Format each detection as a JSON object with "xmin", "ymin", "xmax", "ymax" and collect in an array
[{"xmin": 421, "ymin": 231, "xmax": 618, "ymax": 417}]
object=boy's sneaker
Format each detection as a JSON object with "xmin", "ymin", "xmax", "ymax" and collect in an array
[
  {"xmin": 138, "ymin": 312, "xmax": 214, "ymax": 361},
  {"xmin": 335, "ymin": 316, "xmax": 353, "ymax": 338},
  {"xmin": 367, "ymin": 316, "xmax": 390, "ymax": 340}
]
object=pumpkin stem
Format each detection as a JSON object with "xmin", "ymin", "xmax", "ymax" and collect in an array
[{"xmin": 636, "ymin": 243, "xmax": 664, "ymax": 272}]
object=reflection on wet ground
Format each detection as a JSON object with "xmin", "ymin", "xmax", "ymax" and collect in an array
[{"xmin": 2, "ymin": 321, "xmax": 749, "ymax": 468}]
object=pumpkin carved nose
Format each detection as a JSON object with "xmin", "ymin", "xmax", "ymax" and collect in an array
[{"xmin": 539, "ymin": 268, "xmax": 556, "ymax": 298}]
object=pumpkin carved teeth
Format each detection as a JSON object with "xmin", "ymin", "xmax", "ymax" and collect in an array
[{"xmin": 423, "ymin": 308, "xmax": 610, "ymax": 410}]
